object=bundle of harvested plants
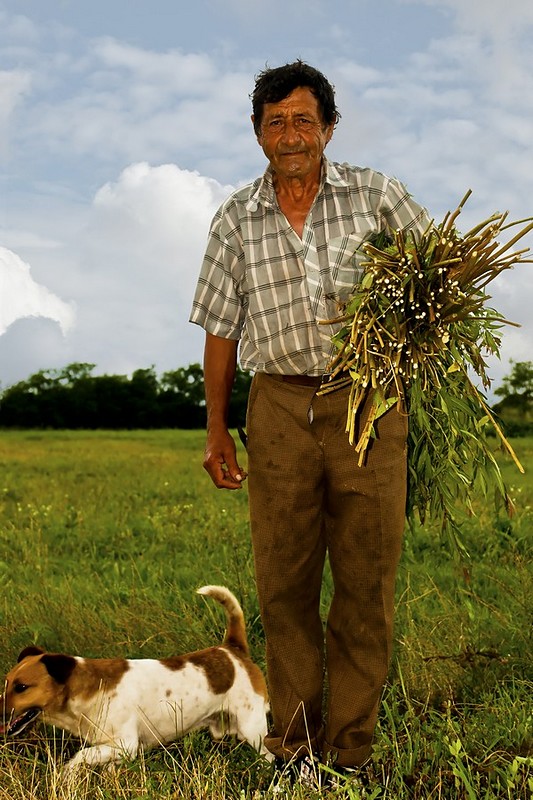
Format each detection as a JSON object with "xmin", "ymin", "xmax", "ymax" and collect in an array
[{"xmin": 320, "ymin": 191, "xmax": 532, "ymax": 546}]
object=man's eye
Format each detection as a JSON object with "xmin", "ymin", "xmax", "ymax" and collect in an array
[{"xmin": 14, "ymin": 683, "xmax": 28, "ymax": 694}]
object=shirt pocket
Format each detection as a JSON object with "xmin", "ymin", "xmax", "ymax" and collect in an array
[{"xmin": 327, "ymin": 234, "xmax": 366, "ymax": 303}]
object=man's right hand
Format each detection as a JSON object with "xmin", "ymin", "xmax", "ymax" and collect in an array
[{"xmin": 203, "ymin": 428, "xmax": 247, "ymax": 490}]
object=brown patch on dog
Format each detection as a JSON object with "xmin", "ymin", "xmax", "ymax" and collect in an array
[
  {"xmin": 68, "ymin": 658, "xmax": 130, "ymax": 700},
  {"xmin": 240, "ymin": 658, "xmax": 269, "ymax": 700},
  {"xmin": 161, "ymin": 648, "xmax": 235, "ymax": 695},
  {"xmin": 159, "ymin": 655, "xmax": 186, "ymax": 672},
  {"xmin": 190, "ymin": 649, "xmax": 235, "ymax": 695},
  {"xmin": 218, "ymin": 644, "xmax": 268, "ymax": 702}
]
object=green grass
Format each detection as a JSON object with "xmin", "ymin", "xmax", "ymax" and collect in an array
[{"xmin": 0, "ymin": 429, "xmax": 531, "ymax": 798}]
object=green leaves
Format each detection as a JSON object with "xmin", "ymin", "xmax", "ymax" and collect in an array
[{"xmin": 405, "ymin": 369, "xmax": 514, "ymax": 548}]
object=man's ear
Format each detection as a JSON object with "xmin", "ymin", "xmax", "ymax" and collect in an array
[
  {"xmin": 324, "ymin": 122, "xmax": 334, "ymax": 145},
  {"xmin": 251, "ymin": 115, "xmax": 262, "ymax": 142}
]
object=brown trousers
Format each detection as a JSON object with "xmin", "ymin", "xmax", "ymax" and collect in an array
[{"xmin": 246, "ymin": 373, "xmax": 407, "ymax": 767}]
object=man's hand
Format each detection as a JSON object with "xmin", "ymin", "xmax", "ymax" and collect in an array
[
  {"xmin": 201, "ymin": 334, "xmax": 246, "ymax": 489},
  {"xmin": 203, "ymin": 428, "xmax": 247, "ymax": 489}
]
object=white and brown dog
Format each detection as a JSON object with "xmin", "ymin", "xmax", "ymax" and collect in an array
[{"xmin": 0, "ymin": 586, "xmax": 271, "ymax": 770}]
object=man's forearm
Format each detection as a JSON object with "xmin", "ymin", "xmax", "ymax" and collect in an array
[{"xmin": 203, "ymin": 332, "xmax": 239, "ymax": 432}]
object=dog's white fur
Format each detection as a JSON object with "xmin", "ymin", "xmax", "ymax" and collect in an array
[{"xmin": 0, "ymin": 586, "xmax": 271, "ymax": 770}]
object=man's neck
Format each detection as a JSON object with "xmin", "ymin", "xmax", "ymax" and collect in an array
[{"xmin": 272, "ymin": 172, "xmax": 320, "ymax": 205}]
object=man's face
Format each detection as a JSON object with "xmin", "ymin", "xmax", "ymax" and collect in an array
[{"xmin": 253, "ymin": 86, "xmax": 334, "ymax": 182}]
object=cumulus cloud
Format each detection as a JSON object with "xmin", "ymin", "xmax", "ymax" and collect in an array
[
  {"xmin": 1, "ymin": 163, "xmax": 235, "ymax": 385},
  {"xmin": 85, "ymin": 161, "xmax": 232, "ymax": 295},
  {"xmin": 0, "ymin": 246, "xmax": 75, "ymax": 335}
]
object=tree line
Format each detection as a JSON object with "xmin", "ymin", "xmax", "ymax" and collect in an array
[
  {"xmin": 0, "ymin": 360, "xmax": 531, "ymax": 433},
  {"xmin": 0, "ymin": 362, "xmax": 251, "ymax": 430}
]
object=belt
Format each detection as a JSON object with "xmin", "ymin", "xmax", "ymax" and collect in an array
[{"xmin": 267, "ymin": 373, "xmax": 325, "ymax": 387}]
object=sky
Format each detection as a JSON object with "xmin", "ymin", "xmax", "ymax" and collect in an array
[{"xmin": 1, "ymin": 0, "xmax": 533, "ymax": 395}]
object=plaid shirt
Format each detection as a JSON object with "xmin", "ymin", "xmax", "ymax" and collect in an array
[{"xmin": 190, "ymin": 158, "xmax": 430, "ymax": 376}]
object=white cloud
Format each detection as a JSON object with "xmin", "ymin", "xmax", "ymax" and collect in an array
[
  {"xmin": 92, "ymin": 38, "xmax": 218, "ymax": 94},
  {"xmin": 0, "ymin": 69, "xmax": 32, "ymax": 117},
  {"xmin": 0, "ymin": 245, "xmax": 75, "ymax": 335},
  {"xmin": 10, "ymin": 35, "xmax": 258, "ymax": 182},
  {"xmin": 405, "ymin": 0, "xmax": 533, "ymax": 103},
  {"xmin": 0, "ymin": 162, "xmax": 235, "ymax": 385},
  {"xmin": 0, "ymin": 9, "xmax": 40, "ymax": 44},
  {"xmin": 414, "ymin": 0, "xmax": 533, "ymax": 37},
  {"xmin": 0, "ymin": 229, "xmax": 61, "ymax": 250},
  {"xmin": 87, "ymin": 161, "xmax": 232, "ymax": 275}
]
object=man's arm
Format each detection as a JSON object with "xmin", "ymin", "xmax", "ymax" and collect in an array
[{"xmin": 202, "ymin": 332, "xmax": 246, "ymax": 489}]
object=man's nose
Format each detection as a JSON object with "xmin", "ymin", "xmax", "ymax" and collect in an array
[{"xmin": 280, "ymin": 120, "xmax": 302, "ymax": 143}]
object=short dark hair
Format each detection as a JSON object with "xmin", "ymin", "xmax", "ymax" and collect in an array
[{"xmin": 251, "ymin": 60, "xmax": 340, "ymax": 135}]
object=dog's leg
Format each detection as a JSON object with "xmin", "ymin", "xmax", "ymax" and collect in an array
[
  {"xmin": 64, "ymin": 741, "xmax": 137, "ymax": 772},
  {"xmin": 234, "ymin": 712, "xmax": 273, "ymax": 762}
]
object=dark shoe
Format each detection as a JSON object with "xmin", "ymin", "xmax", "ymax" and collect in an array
[{"xmin": 273, "ymin": 753, "xmax": 327, "ymax": 791}]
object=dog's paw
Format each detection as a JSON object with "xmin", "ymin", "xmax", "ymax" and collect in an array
[
  {"xmin": 57, "ymin": 760, "xmax": 89, "ymax": 799},
  {"xmin": 62, "ymin": 754, "xmax": 88, "ymax": 772}
]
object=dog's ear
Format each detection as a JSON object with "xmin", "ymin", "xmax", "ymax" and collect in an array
[
  {"xmin": 40, "ymin": 654, "xmax": 77, "ymax": 685},
  {"xmin": 17, "ymin": 646, "xmax": 45, "ymax": 662}
]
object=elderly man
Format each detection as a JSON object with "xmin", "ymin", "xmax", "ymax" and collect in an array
[{"xmin": 190, "ymin": 60, "xmax": 429, "ymax": 787}]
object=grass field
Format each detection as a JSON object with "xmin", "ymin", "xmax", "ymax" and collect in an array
[{"xmin": 0, "ymin": 429, "xmax": 531, "ymax": 799}]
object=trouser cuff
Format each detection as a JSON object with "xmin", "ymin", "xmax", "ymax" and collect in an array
[
  {"xmin": 265, "ymin": 729, "xmax": 324, "ymax": 762},
  {"xmin": 322, "ymin": 740, "xmax": 373, "ymax": 769}
]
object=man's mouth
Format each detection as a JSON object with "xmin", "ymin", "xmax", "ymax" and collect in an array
[{"xmin": 0, "ymin": 708, "xmax": 42, "ymax": 736}]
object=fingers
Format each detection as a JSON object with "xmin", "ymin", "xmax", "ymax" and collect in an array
[
  {"xmin": 209, "ymin": 462, "xmax": 247, "ymax": 489},
  {"xmin": 205, "ymin": 456, "xmax": 247, "ymax": 489},
  {"xmin": 203, "ymin": 433, "xmax": 247, "ymax": 490}
]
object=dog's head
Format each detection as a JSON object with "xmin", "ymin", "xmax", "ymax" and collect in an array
[{"xmin": 0, "ymin": 646, "xmax": 77, "ymax": 736}]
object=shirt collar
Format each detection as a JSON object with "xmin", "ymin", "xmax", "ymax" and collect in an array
[
  {"xmin": 323, "ymin": 158, "xmax": 351, "ymax": 188},
  {"xmin": 245, "ymin": 168, "xmax": 276, "ymax": 211}
]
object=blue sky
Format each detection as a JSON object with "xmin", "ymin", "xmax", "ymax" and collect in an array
[{"xmin": 1, "ymin": 0, "xmax": 533, "ymax": 392}]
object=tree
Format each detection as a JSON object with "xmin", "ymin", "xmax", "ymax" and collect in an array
[
  {"xmin": 492, "ymin": 360, "xmax": 533, "ymax": 434},
  {"xmin": 159, "ymin": 364, "xmax": 206, "ymax": 427},
  {"xmin": 0, "ymin": 361, "xmax": 253, "ymax": 430},
  {"xmin": 494, "ymin": 360, "xmax": 533, "ymax": 405},
  {"xmin": 160, "ymin": 364, "xmax": 206, "ymax": 406},
  {"xmin": 158, "ymin": 363, "xmax": 252, "ymax": 428}
]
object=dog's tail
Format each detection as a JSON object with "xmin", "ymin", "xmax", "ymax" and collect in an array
[{"xmin": 197, "ymin": 585, "xmax": 250, "ymax": 657}]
